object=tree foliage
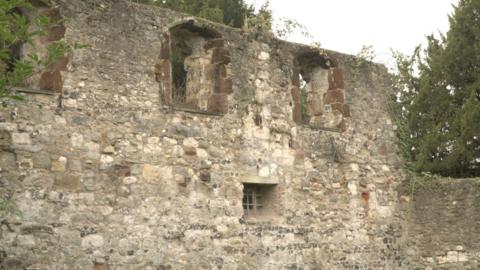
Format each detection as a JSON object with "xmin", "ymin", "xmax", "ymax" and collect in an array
[
  {"xmin": 0, "ymin": 0, "xmax": 73, "ymax": 102},
  {"xmin": 392, "ymin": 0, "xmax": 480, "ymax": 177}
]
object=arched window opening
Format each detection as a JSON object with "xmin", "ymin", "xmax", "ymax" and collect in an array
[
  {"xmin": 157, "ymin": 20, "xmax": 232, "ymax": 115},
  {"xmin": 292, "ymin": 50, "xmax": 349, "ymax": 131}
]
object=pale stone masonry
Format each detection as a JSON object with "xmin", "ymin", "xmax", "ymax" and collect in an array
[{"xmin": 1, "ymin": 1, "xmax": 479, "ymax": 269}]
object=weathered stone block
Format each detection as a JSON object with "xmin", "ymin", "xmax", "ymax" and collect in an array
[
  {"xmin": 20, "ymin": 224, "xmax": 53, "ymax": 235},
  {"xmin": 11, "ymin": 132, "xmax": 31, "ymax": 145},
  {"xmin": 323, "ymin": 89, "xmax": 344, "ymax": 104},
  {"xmin": 258, "ymin": 51, "xmax": 270, "ymax": 61},
  {"xmin": 0, "ymin": 130, "xmax": 11, "ymax": 146},
  {"xmin": 142, "ymin": 164, "xmax": 161, "ymax": 181},
  {"xmin": 39, "ymin": 70, "xmax": 62, "ymax": 92},
  {"xmin": 207, "ymin": 93, "xmax": 227, "ymax": 114},
  {"xmin": 160, "ymin": 33, "xmax": 171, "ymax": 59},
  {"xmin": 215, "ymin": 77, "xmax": 233, "ymax": 94},
  {"xmin": 41, "ymin": 8, "xmax": 65, "ymax": 42},
  {"xmin": 0, "ymin": 151, "xmax": 16, "ymax": 169},
  {"xmin": 54, "ymin": 173, "xmax": 82, "ymax": 191},
  {"xmin": 337, "ymin": 119, "xmax": 347, "ymax": 132},
  {"xmin": 328, "ymin": 68, "xmax": 344, "ymax": 89},
  {"xmin": 81, "ymin": 234, "xmax": 104, "ymax": 249},
  {"xmin": 155, "ymin": 60, "xmax": 171, "ymax": 82},
  {"xmin": 172, "ymin": 123, "xmax": 201, "ymax": 137},
  {"xmin": 204, "ymin": 38, "xmax": 225, "ymax": 51},
  {"xmin": 330, "ymin": 103, "xmax": 350, "ymax": 117},
  {"xmin": 291, "ymin": 87, "xmax": 302, "ymax": 124},
  {"xmin": 51, "ymin": 56, "xmax": 69, "ymax": 71},
  {"xmin": 378, "ymin": 144, "xmax": 388, "ymax": 156},
  {"xmin": 199, "ymin": 170, "xmax": 211, "ymax": 181},
  {"xmin": 342, "ymin": 104, "xmax": 350, "ymax": 117},
  {"xmin": 291, "ymin": 66, "xmax": 300, "ymax": 87},
  {"xmin": 311, "ymin": 95, "xmax": 323, "ymax": 116},
  {"xmin": 183, "ymin": 146, "xmax": 196, "ymax": 156},
  {"xmin": 211, "ymin": 47, "xmax": 230, "ymax": 64}
]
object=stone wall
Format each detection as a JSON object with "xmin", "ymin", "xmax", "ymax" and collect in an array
[
  {"xmin": 399, "ymin": 179, "xmax": 480, "ymax": 270},
  {"xmin": 0, "ymin": 1, "xmax": 410, "ymax": 269}
]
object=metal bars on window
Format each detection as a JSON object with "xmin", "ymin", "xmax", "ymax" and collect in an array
[{"xmin": 242, "ymin": 185, "xmax": 263, "ymax": 215}]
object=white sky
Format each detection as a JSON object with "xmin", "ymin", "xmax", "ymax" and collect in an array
[{"xmin": 245, "ymin": 0, "xmax": 459, "ymax": 66}]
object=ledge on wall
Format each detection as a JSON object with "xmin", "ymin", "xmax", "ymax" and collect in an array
[
  {"xmin": 171, "ymin": 105, "xmax": 224, "ymax": 116},
  {"xmin": 14, "ymin": 87, "xmax": 56, "ymax": 96}
]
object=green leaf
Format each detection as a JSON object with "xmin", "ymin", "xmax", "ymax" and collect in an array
[{"xmin": 74, "ymin": 42, "xmax": 91, "ymax": 49}]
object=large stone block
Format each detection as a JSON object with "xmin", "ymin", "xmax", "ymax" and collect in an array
[
  {"xmin": 323, "ymin": 89, "xmax": 344, "ymax": 104},
  {"xmin": 38, "ymin": 70, "xmax": 62, "ymax": 92},
  {"xmin": 311, "ymin": 95, "xmax": 323, "ymax": 116},
  {"xmin": 211, "ymin": 47, "xmax": 230, "ymax": 64},
  {"xmin": 11, "ymin": 132, "xmax": 31, "ymax": 145},
  {"xmin": 207, "ymin": 93, "xmax": 227, "ymax": 114},
  {"xmin": 155, "ymin": 60, "xmax": 171, "ymax": 82},
  {"xmin": 160, "ymin": 33, "xmax": 171, "ymax": 59},
  {"xmin": 291, "ymin": 66, "xmax": 300, "ymax": 87},
  {"xmin": 215, "ymin": 77, "xmax": 233, "ymax": 94},
  {"xmin": 0, "ymin": 130, "xmax": 12, "ymax": 146},
  {"xmin": 54, "ymin": 173, "xmax": 82, "ymax": 191},
  {"xmin": 41, "ymin": 8, "xmax": 65, "ymax": 42},
  {"xmin": 51, "ymin": 56, "xmax": 69, "ymax": 71},
  {"xmin": 328, "ymin": 68, "xmax": 344, "ymax": 89},
  {"xmin": 330, "ymin": 103, "xmax": 350, "ymax": 117},
  {"xmin": 204, "ymin": 38, "xmax": 225, "ymax": 51}
]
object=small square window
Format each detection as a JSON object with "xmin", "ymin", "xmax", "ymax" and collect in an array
[{"xmin": 242, "ymin": 183, "xmax": 278, "ymax": 219}]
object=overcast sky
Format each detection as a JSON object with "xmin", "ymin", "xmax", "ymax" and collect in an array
[{"xmin": 245, "ymin": 0, "xmax": 459, "ymax": 65}]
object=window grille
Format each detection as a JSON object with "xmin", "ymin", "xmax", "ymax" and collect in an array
[{"xmin": 242, "ymin": 184, "xmax": 264, "ymax": 215}]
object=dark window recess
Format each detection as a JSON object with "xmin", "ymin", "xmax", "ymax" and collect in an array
[
  {"xmin": 166, "ymin": 21, "xmax": 231, "ymax": 114},
  {"xmin": 242, "ymin": 183, "xmax": 277, "ymax": 217},
  {"xmin": 243, "ymin": 185, "xmax": 264, "ymax": 214}
]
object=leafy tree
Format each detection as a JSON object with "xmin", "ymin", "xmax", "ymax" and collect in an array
[{"xmin": 392, "ymin": 0, "xmax": 480, "ymax": 177}]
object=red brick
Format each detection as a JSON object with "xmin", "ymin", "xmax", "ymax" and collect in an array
[
  {"xmin": 291, "ymin": 87, "xmax": 300, "ymax": 103},
  {"xmin": 205, "ymin": 64, "xmax": 226, "ymax": 78},
  {"xmin": 215, "ymin": 77, "xmax": 233, "ymax": 94},
  {"xmin": 160, "ymin": 34, "xmax": 171, "ymax": 59},
  {"xmin": 337, "ymin": 119, "xmax": 347, "ymax": 132},
  {"xmin": 342, "ymin": 104, "xmax": 350, "ymax": 117},
  {"xmin": 361, "ymin": 191, "xmax": 370, "ymax": 204},
  {"xmin": 328, "ymin": 68, "xmax": 344, "ymax": 89},
  {"xmin": 42, "ymin": 8, "xmax": 62, "ymax": 21},
  {"xmin": 51, "ymin": 56, "xmax": 69, "ymax": 71},
  {"xmin": 291, "ymin": 66, "xmax": 300, "ymax": 87},
  {"xmin": 155, "ymin": 60, "xmax": 170, "ymax": 82},
  {"xmin": 47, "ymin": 25, "xmax": 66, "ymax": 42},
  {"xmin": 207, "ymin": 93, "xmax": 228, "ymax": 114},
  {"xmin": 39, "ymin": 70, "xmax": 62, "ymax": 92},
  {"xmin": 42, "ymin": 8, "xmax": 65, "ymax": 42},
  {"xmin": 215, "ymin": 64, "xmax": 227, "ymax": 77},
  {"xmin": 155, "ymin": 60, "xmax": 172, "ymax": 105},
  {"xmin": 204, "ymin": 38, "xmax": 224, "ymax": 51},
  {"xmin": 330, "ymin": 103, "xmax": 350, "ymax": 117},
  {"xmin": 291, "ymin": 87, "xmax": 302, "ymax": 124},
  {"xmin": 292, "ymin": 105, "xmax": 302, "ymax": 124},
  {"xmin": 323, "ymin": 89, "xmax": 344, "ymax": 104},
  {"xmin": 211, "ymin": 47, "xmax": 230, "ymax": 64}
]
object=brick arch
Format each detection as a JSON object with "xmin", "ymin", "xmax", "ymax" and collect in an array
[
  {"xmin": 291, "ymin": 50, "xmax": 349, "ymax": 131},
  {"xmin": 155, "ymin": 19, "xmax": 232, "ymax": 114}
]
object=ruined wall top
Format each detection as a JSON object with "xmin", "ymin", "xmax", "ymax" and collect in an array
[{"xmin": 0, "ymin": 1, "xmax": 413, "ymax": 269}]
